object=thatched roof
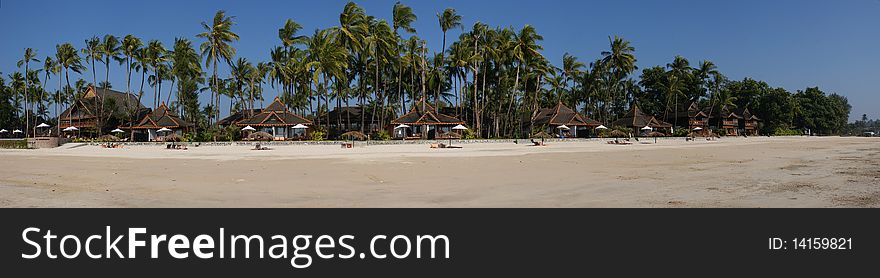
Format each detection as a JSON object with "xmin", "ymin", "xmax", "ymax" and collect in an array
[
  {"xmin": 218, "ymin": 109, "xmax": 262, "ymax": 126},
  {"xmin": 610, "ymin": 130, "xmax": 629, "ymax": 138},
  {"xmin": 163, "ymin": 133, "xmax": 184, "ymax": 142},
  {"xmin": 60, "ymin": 86, "xmax": 147, "ymax": 121},
  {"xmin": 127, "ymin": 103, "xmax": 193, "ymax": 130},
  {"xmin": 532, "ymin": 102, "xmax": 601, "ymax": 127},
  {"xmin": 237, "ymin": 98, "xmax": 312, "ymax": 127},
  {"xmin": 611, "ymin": 104, "xmax": 672, "ymax": 128},
  {"xmin": 339, "ymin": 131, "xmax": 368, "ymax": 141},
  {"xmin": 735, "ymin": 107, "xmax": 761, "ymax": 121},
  {"xmin": 647, "ymin": 131, "xmax": 666, "ymax": 137},
  {"xmin": 714, "ymin": 105, "xmax": 743, "ymax": 119},
  {"xmin": 391, "ymin": 98, "xmax": 463, "ymax": 125}
]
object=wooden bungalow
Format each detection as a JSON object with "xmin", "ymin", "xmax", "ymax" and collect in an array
[
  {"xmin": 610, "ymin": 104, "xmax": 673, "ymax": 134},
  {"xmin": 217, "ymin": 109, "xmax": 262, "ymax": 128},
  {"xmin": 737, "ymin": 108, "xmax": 761, "ymax": 136},
  {"xmin": 391, "ymin": 98, "xmax": 464, "ymax": 139},
  {"xmin": 58, "ymin": 85, "xmax": 148, "ymax": 137},
  {"xmin": 124, "ymin": 102, "xmax": 193, "ymax": 141},
  {"xmin": 666, "ymin": 102, "xmax": 711, "ymax": 135},
  {"xmin": 236, "ymin": 97, "xmax": 312, "ymax": 140},
  {"xmin": 710, "ymin": 105, "xmax": 742, "ymax": 136},
  {"xmin": 531, "ymin": 102, "xmax": 601, "ymax": 138}
]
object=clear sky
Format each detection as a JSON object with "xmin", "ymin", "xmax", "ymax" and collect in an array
[{"xmin": 1, "ymin": 0, "xmax": 877, "ymax": 121}]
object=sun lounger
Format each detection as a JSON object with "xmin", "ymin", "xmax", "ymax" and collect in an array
[{"xmin": 341, "ymin": 142, "xmax": 353, "ymax": 149}]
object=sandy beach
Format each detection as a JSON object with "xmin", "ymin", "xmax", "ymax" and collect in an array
[{"xmin": 0, "ymin": 136, "xmax": 878, "ymax": 207}]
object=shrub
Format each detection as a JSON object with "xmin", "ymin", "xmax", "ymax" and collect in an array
[
  {"xmin": 461, "ymin": 129, "xmax": 477, "ymax": 140},
  {"xmin": 373, "ymin": 130, "xmax": 391, "ymax": 141},
  {"xmin": 772, "ymin": 127, "xmax": 801, "ymax": 136},
  {"xmin": 0, "ymin": 139, "xmax": 28, "ymax": 149},
  {"xmin": 672, "ymin": 127, "xmax": 690, "ymax": 137}
]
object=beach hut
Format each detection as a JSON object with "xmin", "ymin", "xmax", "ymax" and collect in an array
[
  {"xmin": 58, "ymin": 85, "xmax": 149, "ymax": 137},
  {"xmin": 665, "ymin": 102, "xmax": 711, "ymax": 135},
  {"xmin": 124, "ymin": 102, "xmax": 193, "ymax": 141},
  {"xmin": 736, "ymin": 107, "xmax": 761, "ymax": 136},
  {"xmin": 236, "ymin": 97, "xmax": 312, "ymax": 140},
  {"xmin": 531, "ymin": 102, "xmax": 600, "ymax": 138},
  {"xmin": 710, "ymin": 105, "xmax": 742, "ymax": 136},
  {"xmin": 390, "ymin": 97, "xmax": 463, "ymax": 140},
  {"xmin": 610, "ymin": 104, "xmax": 672, "ymax": 133}
]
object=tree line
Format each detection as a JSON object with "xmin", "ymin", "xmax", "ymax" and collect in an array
[{"xmin": 0, "ymin": 2, "xmax": 853, "ymax": 139}]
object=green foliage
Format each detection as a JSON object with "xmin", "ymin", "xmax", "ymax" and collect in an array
[
  {"xmin": 672, "ymin": 127, "xmax": 690, "ymax": 137},
  {"xmin": 373, "ymin": 130, "xmax": 391, "ymax": 141},
  {"xmin": 460, "ymin": 128, "xmax": 477, "ymax": 140},
  {"xmin": 716, "ymin": 129, "xmax": 727, "ymax": 136},
  {"xmin": 0, "ymin": 139, "xmax": 28, "ymax": 149},
  {"xmin": 310, "ymin": 130, "xmax": 326, "ymax": 141},
  {"xmin": 772, "ymin": 127, "xmax": 801, "ymax": 136}
]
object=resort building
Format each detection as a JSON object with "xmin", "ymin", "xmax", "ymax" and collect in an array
[
  {"xmin": 531, "ymin": 102, "xmax": 601, "ymax": 138},
  {"xmin": 711, "ymin": 105, "xmax": 742, "ymax": 136},
  {"xmin": 391, "ymin": 98, "xmax": 464, "ymax": 139},
  {"xmin": 610, "ymin": 104, "xmax": 673, "ymax": 134},
  {"xmin": 236, "ymin": 97, "xmax": 312, "ymax": 140},
  {"xmin": 737, "ymin": 108, "xmax": 761, "ymax": 136},
  {"xmin": 58, "ymin": 85, "xmax": 148, "ymax": 137},
  {"xmin": 217, "ymin": 109, "xmax": 262, "ymax": 128},
  {"xmin": 124, "ymin": 102, "xmax": 193, "ymax": 141},
  {"xmin": 666, "ymin": 102, "xmax": 711, "ymax": 135}
]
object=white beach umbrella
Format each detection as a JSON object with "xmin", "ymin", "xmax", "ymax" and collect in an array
[
  {"xmin": 641, "ymin": 126, "xmax": 652, "ymax": 131},
  {"xmin": 452, "ymin": 124, "xmax": 468, "ymax": 130},
  {"xmin": 595, "ymin": 125, "xmax": 608, "ymax": 130},
  {"xmin": 292, "ymin": 124, "xmax": 308, "ymax": 129},
  {"xmin": 36, "ymin": 123, "xmax": 50, "ymax": 128},
  {"xmin": 692, "ymin": 127, "xmax": 703, "ymax": 131},
  {"xmin": 241, "ymin": 125, "xmax": 256, "ymax": 131},
  {"xmin": 13, "ymin": 129, "xmax": 23, "ymax": 133},
  {"xmin": 63, "ymin": 126, "xmax": 79, "ymax": 132},
  {"xmin": 157, "ymin": 127, "xmax": 172, "ymax": 133},
  {"xmin": 0, "ymin": 129, "xmax": 7, "ymax": 133},
  {"xmin": 556, "ymin": 125, "xmax": 570, "ymax": 130},
  {"xmin": 111, "ymin": 128, "xmax": 124, "ymax": 133},
  {"xmin": 395, "ymin": 124, "xmax": 410, "ymax": 129}
]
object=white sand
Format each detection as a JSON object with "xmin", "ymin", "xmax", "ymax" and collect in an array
[{"xmin": 1, "ymin": 136, "xmax": 878, "ymax": 207}]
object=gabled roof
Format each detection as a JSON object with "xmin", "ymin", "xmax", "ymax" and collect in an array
[
  {"xmin": 218, "ymin": 109, "xmax": 263, "ymax": 126},
  {"xmin": 391, "ymin": 98, "xmax": 463, "ymax": 125},
  {"xmin": 236, "ymin": 98, "xmax": 312, "ymax": 127},
  {"xmin": 127, "ymin": 103, "xmax": 193, "ymax": 129},
  {"xmin": 715, "ymin": 105, "xmax": 743, "ymax": 119},
  {"xmin": 735, "ymin": 107, "xmax": 761, "ymax": 121},
  {"xmin": 532, "ymin": 102, "xmax": 600, "ymax": 127},
  {"xmin": 611, "ymin": 104, "xmax": 672, "ymax": 128},
  {"xmin": 60, "ymin": 86, "xmax": 146, "ymax": 120}
]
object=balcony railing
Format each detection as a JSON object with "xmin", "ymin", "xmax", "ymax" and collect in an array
[
  {"xmin": 722, "ymin": 120, "xmax": 738, "ymax": 127},
  {"xmin": 689, "ymin": 120, "xmax": 707, "ymax": 126},
  {"xmin": 744, "ymin": 122, "xmax": 757, "ymax": 127}
]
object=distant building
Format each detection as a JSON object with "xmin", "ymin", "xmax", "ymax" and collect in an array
[
  {"xmin": 531, "ymin": 102, "xmax": 601, "ymax": 138},
  {"xmin": 235, "ymin": 97, "xmax": 312, "ymax": 140},
  {"xmin": 58, "ymin": 86, "xmax": 148, "ymax": 136},
  {"xmin": 124, "ymin": 102, "xmax": 193, "ymax": 141},
  {"xmin": 391, "ymin": 98, "xmax": 463, "ymax": 139},
  {"xmin": 611, "ymin": 104, "xmax": 672, "ymax": 134}
]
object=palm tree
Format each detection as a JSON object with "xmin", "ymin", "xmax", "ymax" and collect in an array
[
  {"xmin": 393, "ymin": 1, "xmax": 417, "ymax": 116},
  {"xmin": 100, "ymin": 35, "xmax": 123, "ymax": 89},
  {"xmin": 436, "ymin": 8, "xmax": 462, "ymax": 110},
  {"xmin": 55, "ymin": 43, "xmax": 84, "ymax": 134},
  {"xmin": 306, "ymin": 28, "xmax": 348, "ymax": 129},
  {"xmin": 197, "ymin": 10, "xmax": 239, "ymax": 126},
  {"xmin": 145, "ymin": 40, "xmax": 168, "ymax": 109},
  {"xmin": 41, "ymin": 56, "xmax": 56, "ymax": 128},
  {"xmin": 82, "ymin": 36, "xmax": 104, "ymax": 134},
  {"xmin": 17, "ymin": 48, "xmax": 40, "ymax": 137},
  {"xmin": 665, "ymin": 55, "xmax": 692, "ymax": 126},
  {"xmin": 169, "ymin": 38, "xmax": 202, "ymax": 114},
  {"xmin": 600, "ymin": 36, "xmax": 636, "ymax": 119},
  {"xmin": 560, "ymin": 53, "xmax": 584, "ymax": 103}
]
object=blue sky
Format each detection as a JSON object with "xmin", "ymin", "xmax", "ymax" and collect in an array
[{"xmin": 1, "ymin": 0, "xmax": 878, "ymax": 121}]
